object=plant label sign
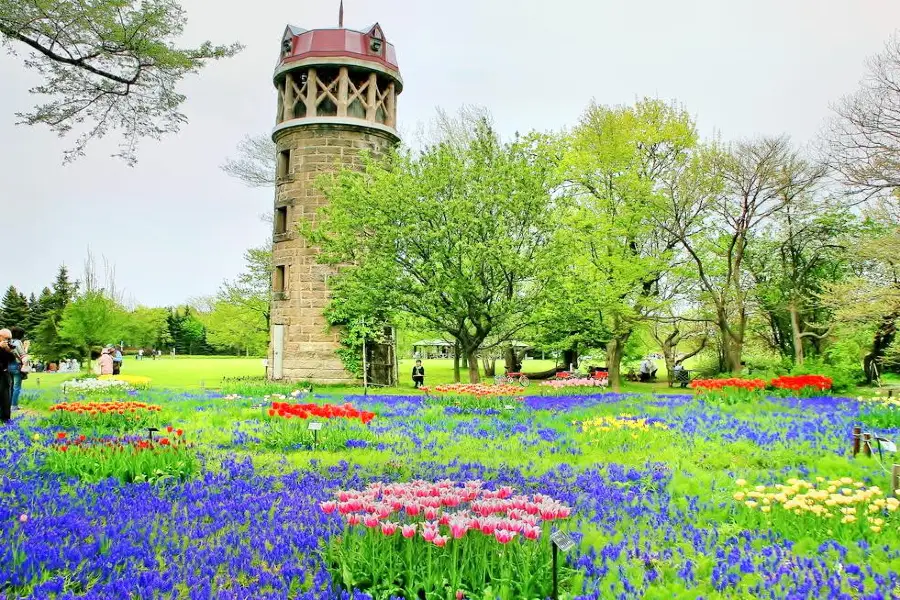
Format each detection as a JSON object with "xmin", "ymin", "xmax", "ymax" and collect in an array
[
  {"xmin": 876, "ymin": 437, "xmax": 897, "ymax": 453},
  {"xmin": 550, "ymin": 530, "xmax": 576, "ymax": 552},
  {"xmin": 504, "ymin": 405, "xmax": 516, "ymax": 411},
  {"xmin": 308, "ymin": 422, "xmax": 324, "ymax": 431}
]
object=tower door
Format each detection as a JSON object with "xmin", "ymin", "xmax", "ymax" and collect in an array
[{"xmin": 272, "ymin": 325, "xmax": 285, "ymax": 379}]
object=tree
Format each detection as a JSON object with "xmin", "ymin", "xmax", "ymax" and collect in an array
[
  {"xmin": 658, "ymin": 137, "xmax": 825, "ymax": 374},
  {"xmin": 203, "ymin": 300, "xmax": 267, "ymax": 356},
  {"xmin": 824, "ymin": 32, "xmax": 900, "ymax": 200},
  {"xmin": 124, "ymin": 306, "xmax": 172, "ymax": 349},
  {"xmin": 32, "ymin": 265, "xmax": 79, "ymax": 360},
  {"xmin": 309, "ymin": 121, "xmax": 559, "ymax": 382},
  {"xmin": 58, "ymin": 291, "xmax": 127, "ymax": 359},
  {"xmin": 221, "ymin": 134, "xmax": 276, "ymax": 188},
  {"xmin": 649, "ymin": 316, "xmax": 710, "ymax": 386},
  {"xmin": 166, "ymin": 307, "xmax": 208, "ymax": 355},
  {"xmin": 746, "ymin": 205, "xmax": 855, "ymax": 365},
  {"xmin": 217, "ymin": 245, "xmax": 272, "ymax": 333},
  {"xmin": 0, "ymin": 285, "xmax": 29, "ymax": 329},
  {"xmin": 0, "ymin": 0, "xmax": 241, "ymax": 163},
  {"xmin": 552, "ymin": 99, "xmax": 698, "ymax": 388}
]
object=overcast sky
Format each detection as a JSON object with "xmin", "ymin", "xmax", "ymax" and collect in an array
[{"xmin": 1, "ymin": 0, "xmax": 897, "ymax": 306}]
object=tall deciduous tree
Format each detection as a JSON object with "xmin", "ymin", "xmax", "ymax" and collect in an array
[
  {"xmin": 0, "ymin": 0, "xmax": 241, "ymax": 163},
  {"xmin": 220, "ymin": 134, "xmax": 276, "ymax": 188},
  {"xmin": 217, "ymin": 245, "xmax": 272, "ymax": 333},
  {"xmin": 0, "ymin": 285, "xmax": 29, "ymax": 329},
  {"xmin": 825, "ymin": 32, "xmax": 900, "ymax": 199},
  {"xmin": 58, "ymin": 291, "xmax": 127, "ymax": 359},
  {"xmin": 553, "ymin": 99, "xmax": 697, "ymax": 388},
  {"xmin": 659, "ymin": 137, "xmax": 824, "ymax": 374},
  {"xmin": 308, "ymin": 121, "xmax": 559, "ymax": 382}
]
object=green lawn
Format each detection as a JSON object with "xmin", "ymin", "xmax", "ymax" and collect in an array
[{"xmin": 24, "ymin": 356, "xmax": 265, "ymax": 391}]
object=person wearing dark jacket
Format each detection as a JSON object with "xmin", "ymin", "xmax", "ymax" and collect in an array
[
  {"xmin": 0, "ymin": 329, "xmax": 15, "ymax": 423},
  {"xmin": 412, "ymin": 360, "xmax": 425, "ymax": 388}
]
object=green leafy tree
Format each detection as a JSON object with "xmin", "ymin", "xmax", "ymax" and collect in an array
[
  {"xmin": 747, "ymin": 205, "xmax": 856, "ymax": 365},
  {"xmin": 32, "ymin": 266, "xmax": 80, "ymax": 360},
  {"xmin": 550, "ymin": 99, "xmax": 698, "ymax": 388},
  {"xmin": 658, "ymin": 137, "xmax": 825, "ymax": 374},
  {"xmin": 0, "ymin": 285, "xmax": 29, "ymax": 329},
  {"xmin": 203, "ymin": 301, "xmax": 268, "ymax": 356},
  {"xmin": 58, "ymin": 291, "xmax": 127, "ymax": 360},
  {"xmin": 308, "ymin": 121, "xmax": 559, "ymax": 382},
  {"xmin": 166, "ymin": 307, "xmax": 208, "ymax": 355},
  {"xmin": 218, "ymin": 246, "xmax": 271, "ymax": 333},
  {"xmin": 0, "ymin": 0, "xmax": 242, "ymax": 163},
  {"xmin": 125, "ymin": 306, "xmax": 173, "ymax": 349}
]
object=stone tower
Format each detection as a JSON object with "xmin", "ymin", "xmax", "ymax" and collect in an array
[{"xmin": 267, "ymin": 18, "xmax": 402, "ymax": 383}]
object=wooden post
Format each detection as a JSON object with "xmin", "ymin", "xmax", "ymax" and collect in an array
[
  {"xmin": 892, "ymin": 464, "xmax": 899, "ymax": 499},
  {"xmin": 282, "ymin": 72, "xmax": 294, "ymax": 122},
  {"xmin": 386, "ymin": 81, "xmax": 396, "ymax": 127},
  {"xmin": 366, "ymin": 72, "xmax": 378, "ymax": 121},
  {"xmin": 337, "ymin": 67, "xmax": 349, "ymax": 117},
  {"xmin": 853, "ymin": 426, "xmax": 861, "ymax": 456},
  {"xmin": 305, "ymin": 68, "xmax": 317, "ymax": 118},
  {"xmin": 863, "ymin": 433, "xmax": 872, "ymax": 457}
]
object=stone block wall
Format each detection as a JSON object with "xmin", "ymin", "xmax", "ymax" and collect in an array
[{"xmin": 267, "ymin": 123, "xmax": 396, "ymax": 384}]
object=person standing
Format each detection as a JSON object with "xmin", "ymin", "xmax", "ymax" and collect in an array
[
  {"xmin": 0, "ymin": 329, "xmax": 15, "ymax": 423},
  {"xmin": 112, "ymin": 346, "xmax": 123, "ymax": 375},
  {"xmin": 137, "ymin": 349, "xmax": 144, "ymax": 361},
  {"xmin": 412, "ymin": 359, "xmax": 425, "ymax": 389},
  {"xmin": 8, "ymin": 326, "xmax": 27, "ymax": 411},
  {"xmin": 98, "ymin": 348, "xmax": 114, "ymax": 375}
]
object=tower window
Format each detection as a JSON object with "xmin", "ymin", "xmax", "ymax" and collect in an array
[
  {"xmin": 275, "ymin": 206, "xmax": 288, "ymax": 235},
  {"xmin": 273, "ymin": 265, "xmax": 286, "ymax": 293},
  {"xmin": 277, "ymin": 149, "xmax": 290, "ymax": 179}
]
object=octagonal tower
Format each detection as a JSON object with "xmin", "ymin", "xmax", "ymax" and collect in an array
[{"xmin": 267, "ymin": 18, "xmax": 402, "ymax": 383}]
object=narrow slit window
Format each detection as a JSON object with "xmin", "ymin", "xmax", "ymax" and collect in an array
[
  {"xmin": 275, "ymin": 206, "xmax": 288, "ymax": 235},
  {"xmin": 277, "ymin": 149, "xmax": 290, "ymax": 179},
  {"xmin": 273, "ymin": 265, "xmax": 286, "ymax": 293}
]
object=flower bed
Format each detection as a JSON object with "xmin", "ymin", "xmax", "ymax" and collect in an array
[
  {"xmin": 264, "ymin": 402, "xmax": 376, "ymax": 450},
  {"xmin": 60, "ymin": 378, "xmax": 131, "ymax": 395},
  {"xmin": 48, "ymin": 401, "xmax": 162, "ymax": 431},
  {"xmin": 541, "ymin": 377, "xmax": 609, "ymax": 389},
  {"xmin": 578, "ymin": 414, "xmax": 667, "ymax": 433},
  {"xmin": 691, "ymin": 378, "xmax": 767, "ymax": 392},
  {"xmin": 43, "ymin": 428, "xmax": 195, "ymax": 483},
  {"xmin": 320, "ymin": 479, "xmax": 574, "ymax": 598},
  {"xmin": 424, "ymin": 383, "xmax": 526, "ymax": 397},
  {"xmin": 770, "ymin": 374, "xmax": 833, "ymax": 394},
  {"xmin": 97, "ymin": 374, "xmax": 152, "ymax": 389},
  {"xmin": 733, "ymin": 476, "xmax": 899, "ymax": 535}
]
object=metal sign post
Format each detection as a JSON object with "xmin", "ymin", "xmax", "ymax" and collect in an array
[{"xmin": 549, "ymin": 530, "xmax": 576, "ymax": 600}]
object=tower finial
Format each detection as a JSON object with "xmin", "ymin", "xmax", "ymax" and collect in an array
[{"xmin": 338, "ymin": 0, "xmax": 344, "ymax": 27}]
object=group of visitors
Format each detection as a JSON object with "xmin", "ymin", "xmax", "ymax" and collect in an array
[
  {"xmin": 0, "ymin": 327, "xmax": 30, "ymax": 423},
  {"xmin": 96, "ymin": 346, "xmax": 123, "ymax": 375}
]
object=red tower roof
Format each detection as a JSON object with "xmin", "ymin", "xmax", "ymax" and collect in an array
[{"xmin": 279, "ymin": 23, "xmax": 399, "ymax": 74}]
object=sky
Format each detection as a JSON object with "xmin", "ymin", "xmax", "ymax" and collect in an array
[{"xmin": 1, "ymin": 0, "xmax": 897, "ymax": 307}]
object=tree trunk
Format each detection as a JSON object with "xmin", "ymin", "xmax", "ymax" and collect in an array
[
  {"xmin": 606, "ymin": 338, "xmax": 625, "ymax": 391},
  {"xmin": 481, "ymin": 354, "xmax": 496, "ymax": 377},
  {"xmin": 504, "ymin": 347, "xmax": 516, "ymax": 373},
  {"xmin": 662, "ymin": 343, "xmax": 676, "ymax": 387},
  {"xmin": 466, "ymin": 349, "xmax": 480, "ymax": 383},
  {"xmin": 718, "ymin": 316, "xmax": 743, "ymax": 375},
  {"xmin": 789, "ymin": 302, "xmax": 804, "ymax": 366},
  {"xmin": 863, "ymin": 310, "xmax": 899, "ymax": 383},
  {"xmin": 453, "ymin": 341, "xmax": 461, "ymax": 383},
  {"xmin": 562, "ymin": 347, "xmax": 579, "ymax": 371}
]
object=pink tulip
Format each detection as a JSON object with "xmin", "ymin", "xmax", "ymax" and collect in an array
[
  {"xmin": 450, "ymin": 519, "xmax": 469, "ymax": 539},
  {"xmin": 380, "ymin": 521, "xmax": 398, "ymax": 536},
  {"xmin": 18, "ymin": 514, "xmax": 28, "ymax": 523},
  {"xmin": 494, "ymin": 529, "xmax": 516, "ymax": 544},
  {"xmin": 401, "ymin": 524, "xmax": 417, "ymax": 538},
  {"xmin": 433, "ymin": 534, "xmax": 448, "ymax": 547},
  {"xmin": 319, "ymin": 501, "xmax": 337, "ymax": 514},
  {"xmin": 363, "ymin": 515, "xmax": 379, "ymax": 528},
  {"xmin": 498, "ymin": 486, "xmax": 513, "ymax": 499},
  {"xmin": 422, "ymin": 527, "xmax": 438, "ymax": 542},
  {"xmin": 523, "ymin": 525, "xmax": 541, "ymax": 540},
  {"xmin": 347, "ymin": 514, "xmax": 361, "ymax": 526},
  {"xmin": 424, "ymin": 507, "xmax": 438, "ymax": 520},
  {"xmin": 555, "ymin": 506, "xmax": 572, "ymax": 519},
  {"xmin": 404, "ymin": 502, "xmax": 421, "ymax": 516}
]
